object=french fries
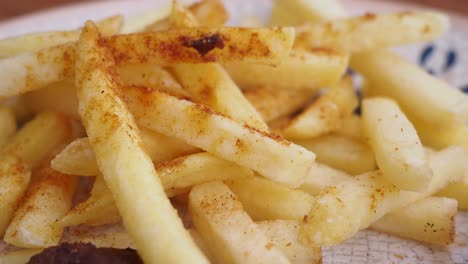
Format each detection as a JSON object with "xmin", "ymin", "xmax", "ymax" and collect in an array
[
  {"xmin": 0, "ymin": 27, "xmax": 294, "ymax": 97},
  {"xmin": 124, "ymin": 86, "xmax": 315, "ymax": 187},
  {"xmin": 271, "ymin": 0, "xmax": 346, "ymax": 25},
  {"xmin": 351, "ymin": 49, "xmax": 468, "ymax": 126},
  {"xmin": 4, "ymin": 166, "xmax": 76, "ymax": 248},
  {"xmin": 75, "ymin": 22, "xmax": 207, "ymax": 263},
  {"xmin": 294, "ymin": 12, "xmax": 449, "ymax": 53},
  {"xmin": 0, "ymin": 15, "xmax": 123, "ymax": 58},
  {"xmin": 0, "ymin": 106, "xmax": 16, "ymax": 148},
  {"xmin": 189, "ymin": 181, "xmax": 290, "ymax": 264},
  {"xmin": 282, "ymin": 76, "xmax": 357, "ymax": 139},
  {"xmin": 411, "ymin": 117, "xmax": 468, "ymax": 150},
  {"xmin": 437, "ymin": 182, "xmax": 468, "ymax": 209},
  {"xmin": 294, "ymin": 134, "xmax": 376, "ymax": 175},
  {"xmin": 224, "ymin": 48, "xmax": 349, "ymax": 90},
  {"xmin": 337, "ymin": 114, "xmax": 362, "ymax": 140},
  {"xmin": 362, "ymin": 97, "xmax": 432, "ymax": 191}
]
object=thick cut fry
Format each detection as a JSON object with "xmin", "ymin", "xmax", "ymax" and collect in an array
[
  {"xmin": 294, "ymin": 134, "xmax": 376, "ymax": 175},
  {"xmin": 51, "ymin": 129, "xmax": 200, "ymax": 176},
  {"xmin": 294, "ymin": 12, "xmax": 449, "ymax": 53},
  {"xmin": 412, "ymin": 118, "xmax": 468, "ymax": 150},
  {"xmin": 125, "ymin": 86, "xmax": 315, "ymax": 188},
  {"xmin": 362, "ymin": 97, "xmax": 432, "ymax": 191},
  {"xmin": 189, "ymin": 182, "xmax": 290, "ymax": 264},
  {"xmin": 224, "ymin": 49, "xmax": 348, "ymax": 91},
  {"xmin": 282, "ymin": 76, "xmax": 358, "ymax": 139},
  {"xmin": 299, "ymin": 146, "xmax": 467, "ymax": 246},
  {"xmin": 0, "ymin": 106, "xmax": 16, "ymax": 148},
  {"xmin": 244, "ymin": 86, "xmax": 315, "ymax": 122},
  {"xmin": 271, "ymin": 0, "xmax": 346, "ymax": 25},
  {"xmin": 337, "ymin": 114, "xmax": 362, "ymax": 140},
  {"xmin": 351, "ymin": 50, "xmax": 468, "ymax": 126},
  {"xmin": 257, "ymin": 220, "xmax": 322, "ymax": 264},
  {"xmin": 437, "ymin": 182, "xmax": 468, "ymax": 209},
  {"xmin": 0, "ymin": 16, "xmax": 123, "ymax": 58},
  {"xmin": 371, "ymin": 197, "xmax": 457, "ymax": 245},
  {"xmin": 75, "ymin": 22, "xmax": 207, "ymax": 264},
  {"xmin": 4, "ymin": 166, "xmax": 76, "ymax": 248},
  {"xmin": 24, "ymin": 80, "xmax": 78, "ymax": 117},
  {"xmin": 226, "ymin": 176, "xmax": 314, "ymax": 221},
  {"xmin": 168, "ymin": 4, "xmax": 268, "ymax": 130},
  {"xmin": 299, "ymin": 162, "xmax": 350, "ymax": 195},
  {"xmin": 0, "ymin": 27, "xmax": 294, "ymax": 97}
]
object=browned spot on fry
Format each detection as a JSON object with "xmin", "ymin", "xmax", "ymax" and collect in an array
[
  {"xmin": 303, "ymin": 215, "xmax": 308, "ymax": 223},
  {"xmin": 181, "ymin": 33, "xmax": 225, "ymax": 56},
  {"xmin": 363, "ymin": 12, "xmax": 376, "ymax": 20},
  {"xmin": 285, "ymin": 242, "xmax": 292, "ymax": 247},
  {"xmin": 243, "ymin": 124, "xmax": 291, "ymax": 146},
  {"xmin": 199, "ymin": 192, "xmax": 241, "ymax": 218},
  {"xmin": 423, "ymin": 24, "xmax": 431, "ymax": 34},
  {"xmin": 265, "ymin": 242, "xmax": 274, "ymax": 250},
  {"xmin": 155, "ymin": 155, "xmax": 188, "ymax": 171}
]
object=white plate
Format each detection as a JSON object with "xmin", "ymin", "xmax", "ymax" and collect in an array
[{"xmin": 0, "ymin": 1, "xmax": 467, "ymax": 263}]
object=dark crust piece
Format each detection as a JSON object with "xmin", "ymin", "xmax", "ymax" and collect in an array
[
  {"xmin": 180, "ymin": 33, "xmax": 225, "ymax": 56},
  {"xmin": 27, "ymin": 243, "xmax": 142, "ymax": 264}
]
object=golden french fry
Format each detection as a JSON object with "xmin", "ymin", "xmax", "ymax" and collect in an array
[
  {"xmin": 362, "ymin": 97, "xmax": 432, "ymax": 191},
  {"xmin": 123, "ymin": 6, "xmax": 172, "ymax": 33},
  {"xmin": 437, "ymin": 182, "xmax": 468, "ymax": 209},
  {"xmin": 226, "ymin": 176, "xmax": 314, "ymax": 221},
  {"xmin": 189, "ymin": 181, "xmax": 290, "ymax": 264},
  {"xmin": 337, "ymin": 114, "xmax": 362, "ymax": 140},
  {"xmin": 0, "ymin": 15, "xmax": 123, "ymax": 58},
  {"xmin": 1, "ymin": 96, "xmax": 33, "ymax": 122},
  {"xmin": 244, "ymin": 86, "xmax": 315, "ymax": 123},
  {"xmin": 351, "ymin": 49, "xmax": 468, "ymax": 126},
  {"xmin": 4, "ymin": 166, "xmax": 76, "ymax": 248},
  {"xmin": 75, "ymin": 22, "xmax": 207, "ymax": 263},
  {"xmin": 282, "ymin": 76, "xmax": 357, "ymax": 139},
  {"xmin": 24, "ymin": 80, "xmax": 78, "ymax": 117},
  {"xmin": 294, "ymin": 12, "xmax": 449, "ymax": 53},
  {"xmin": 271, "ymin": 0, "xmax": 346, "ymax": 25},
  {"xmin": 0, "ymin": 27, "xmax": 294, "ymax": 97},
  {"xmin": 294, "ymin": 134, "xmax": 376, "ymax": 175},
  {"xmin": 371, "ymin": 197, "xmax": 457, "ymax": 245},
  {"xmin": 256, "ymin": 220, "xmax": 322, "ymax": 264},
  {"xmin": 0, "ymin": 106, "xmax": 16, "ymax": 148},
  {"xmin": 125, "ymin": 86, "xmax": 315, "ymax": 188},
  {"xmin": 224, "ymin": 49, "xmax": 348, "ymax": 91},
  {"xmin": 299, "ymin": 146, "xmax": 467, "ymax": 246},
  {"xmin": 412, "ymin": 118, "xmax": 468, "ymax": 150},
  {"xmin": 299, "ymin": 162, "xmax": 350, "ymax": 195}
]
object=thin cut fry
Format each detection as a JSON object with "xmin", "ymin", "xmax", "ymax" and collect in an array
[
  {"xmin": 125, "ymin": 86, "xmax": 315, "ymax": 188},
  {"xmin": 75, "ymin": 22, "xmax": 207, "ymax": 263}
]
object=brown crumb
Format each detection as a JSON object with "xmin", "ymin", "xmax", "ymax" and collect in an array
[{"xmin": 181, "ymin": 33, "xmax": 225, "ymax": 56}]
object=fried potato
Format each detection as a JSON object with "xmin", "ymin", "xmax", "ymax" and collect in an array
[
  {"xmin": 0, "ymin": 15, "xmax": 123, "ymax": 58},
  {"xmin": 122, "ymin": 6, "xmax": 172, "ymax": 33},
  {"xmin": 282, "ymin": 76, "xmax": 357, "ymax": 139},
  {"xmin": 0, "ymin": 106, "xmax": 16, "ymax": 148},
  {"xmin": 294, "ymin": 12, "xmax": 449, "ymax": 53},
  {"xmin": 437, "ymin": 182, "xmax": 468, "ymax": 209},
  {"xmin": 51, "ymin": 128, "xmax": 200, "ymax": 176},
  {"xmin": 294, "ymin": 134, "xmax": 376, "ymax": 175},
  {"xmin": 337, "ymin": 114, "xmax": 362, "ymax": 140},
  {"xmin": 226, "ymin": 176, "xmax": 314, "ymax": 221},
  {"xmin": 271, "ymin": 0, "xmax": 346, "ymax": 25},
  {"xmin": 75, "ymin": 22, "xmax": 207, "ymax": 263},
  {"xmin": 299, "ymin": 162, "xmax": 350, "ymax": 195},
  {"xmin": 244, "ymin": 86, "xmax": 315, "ymax": 123},
  {"xmin": 351, "ymin": 49, "xmax": 468, "ymax": 126},
  {"xmin": 24, "ymin": 80, "xmax": 78, "ymax": 117},
  {"xmin": 1, "ymin": 96, "xmax": 32, "ymax": 122},
  {"xmin": 256, "ymin": 220, "xmax": 322, "ymax": 264},
  {"xmin": 371, "ymin": 197, "xmax": 457, "ymax": 245},
  {"xmin": 0, "ymin": 27, "xmax": 294, "ymax": 97},
  {"xmin": 362, "ymin": 97, "xmax": 432, "ymax": 191},
  {"xmin": 299, "ymin": 146, "xmax": 467, "ymax": 246},
  {"xmin": 124, "ymin": 86, "xmax": 315, "ymax": 188},
  {"xmin": 4, "ymin": 166, "xmax": 76, "ymax": 248},
  {"xmin": 189, "ymin": 181, "xmax": 290, "ymax": 264},
  {"xmin": 412, "ymin": 118, "xmax": 468, "ymax": 150},
  {"xmin": 224, "ymin": 48, "xmax": 349, "ymax": 91}
]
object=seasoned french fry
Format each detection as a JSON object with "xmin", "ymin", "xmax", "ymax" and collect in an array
[
  {"xmin": 4, "ymin": 166, "xmax": 76, "ymax": 248},
  {"xmin": 299, "ymin": 146, "xmax": 467, "ymax": 246},
  {"xmin": 123, "ymin": 6, "xmax": 172, "ymax": 33},
  {"xmin": 189, "ymin": 181, "xmax": 290, "ymax": 264},
  {"xmin": 362, "ymin": 97, "xmax": 432, "ymax": 191},
  {"xmin": 0, "ymin": 27, "xmax": 294, "ymax": 97},
  {"xmin": 371, "ymin": 197, "xmax": 458, "ymax": 245},
  {"xmin": 282, "ymin": 76, "xmax": 357, "ymax": 139},
  {"xmin": 226, "ymin": 176, "xmax": 314, "ymax": 221},
  {"xmin": 0, "ymin": 106, "xmax": 16, "ymax": 148},
  {"xmin": 168, "ymin": 3, "xmax": 268, "ymax": 130},
  {"xmin": 244, "ymin": 86, "xmax": 315, "ymax": 123},
  {"xmin": 294, "ymin": 134, "xmax": 376, "ymax": 175},
  {"xmin": 75, "ymin": 22, "xmax": 207, "ymax": 263},
  {"xmin": 51, "ymin": 128, "xmax": 200, "ymax": 176},
  {"xmin": 0, "ymin": 15, "xmax": 123, "ymax": 58},
  {"xmin": 412, "ymin": 118, "xmax": 468, "ymax": 150},
  {"xmin": 257, "ymin": 220, "xmax": 322, "ymax": 264},
  {"xmin": 125, "ymin": 86, "xmax": 315, "ymax": 188},
  {"xmin": 1, "ymin": 96, "xmax": 32, "ymax": 122},
  {"xmin": 351, "ymin": 49, "xmax": 468, "ymax": 126},
  {"xmin": 271, "ymin": 0, "xmax": 346, "ymax": 25},
  {"xmin": 66, "ymin": 230, "xmax": 135, "ymax": 249},
  {"xmin": 294, "ymin": 12, "xmax": 449, "ymax": 53},
  {"xmin": 24, "ymin": 80, "xmax": 78, "ymax": 117},
  {"xmin": 224, "ymin": 49, "xmax": 349, "ymax": 91},
  {"xmin": 437, "ymin": 182, "xmax": 468, "ymax": 209},
  {"xmin": 337, "ymin": 114, "xmax": 363, "ymax": 140},
  {"xmin": 299, "ymin": 162, "xmax": 350, "ymax": 195}
]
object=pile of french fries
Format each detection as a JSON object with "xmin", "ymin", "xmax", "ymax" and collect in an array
[{"xmin": 0, "ymin": 0, "xmax": 467, "ymax": 263}]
